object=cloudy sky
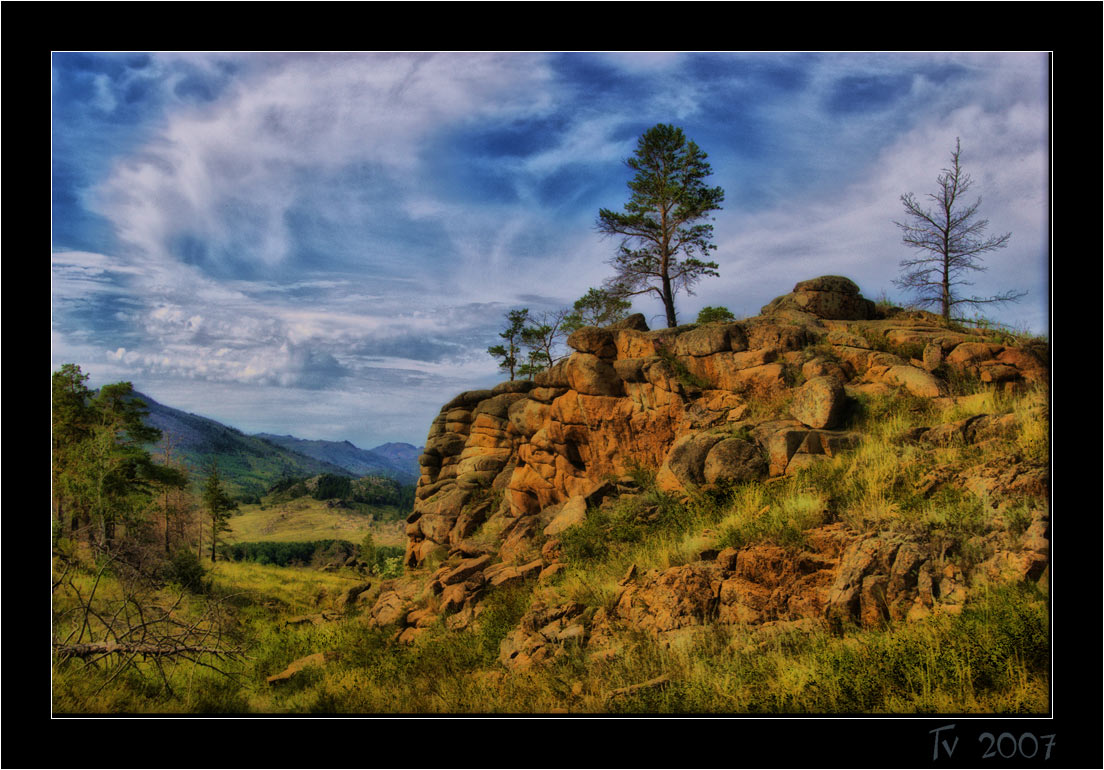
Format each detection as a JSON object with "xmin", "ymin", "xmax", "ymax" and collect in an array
[{"xmin": 51, "ymin": 51, "xmax": 1050, "ymax": 449}]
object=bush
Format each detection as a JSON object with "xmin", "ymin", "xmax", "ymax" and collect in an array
[
  {"xmin": 165, "ymin": 549, "xmax": 207, "ymax": 593},
  {"xmin": 696, "ymin": 306, "xmax": 736, "ymax": 323}
]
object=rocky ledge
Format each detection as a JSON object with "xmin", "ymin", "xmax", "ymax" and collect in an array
[{"xmin": 366, "ymin": 276, "xmax": 1048, "ymax": 658}]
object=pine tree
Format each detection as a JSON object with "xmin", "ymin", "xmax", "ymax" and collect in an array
[
  {"xmin": 562, "ymin": 288, "xmax": 632, "ymax": 333},
  {"xmin": 52, "ymin": 364, "xmax": 95, "ymax": 539},
  {"xmin": 202, "ymin": 463, "xmax": 238, "ymax": 562},
  {"xmin": 487, "ymin": 308, "xmax": 530, "ymax": 380},
  {"xmin": 598, "ymin": 124, "xmax": 725, "ymax": 328}
]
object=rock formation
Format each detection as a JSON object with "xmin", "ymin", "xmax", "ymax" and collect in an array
[{"xmin": 368, "ymin": 276, "xmax": 1049, "ymax": 662}]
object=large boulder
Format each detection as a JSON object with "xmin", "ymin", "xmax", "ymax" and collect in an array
[
  {"xmin": 671, "ymin": 323, "xmax": 747, "ymax": 357},
  {"xmin": 608, "ymin": 313, "xmax": 650, "ymax": 332},
  {"xmin": 657, "ymin": 432, "xmax": 728, "ymax": 489},
  {"xmin": 566, "ymin": 326, "xmax": 617, "ymax": 358},
  {"xmin": 562, "ymin": 353, "xmax": 625, "ymax": 396},
  {"xmin": 790, "ymin": 375, "xmax": 848, "ymax": 429},
  {"xmin": 614, "ymin": 563, "xmax": 720, "ymax": 633},
  {"xmin": 702, "ymin": 438, "xmax": 768, "ymax": 486},
  {"xmin": 761, "ymin": 275, "xmax": 876, "ymax": 321}
]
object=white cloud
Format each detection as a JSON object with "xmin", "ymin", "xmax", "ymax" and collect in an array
[{"xmin": 91, "ymin": 53, "xmax": 560, "ymax": 270}]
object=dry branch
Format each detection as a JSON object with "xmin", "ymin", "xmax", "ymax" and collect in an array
[{"xmin": 55, "ymin": 641, "xmax": 243, "ymax": 659}]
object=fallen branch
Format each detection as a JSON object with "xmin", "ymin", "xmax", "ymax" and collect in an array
[
  {"xmin": 55, "ymin": 642, "xmax": 242, "ymax": 659},
  {"xmin": 606, "ymin": 673, "xmax": 672, "ymax": 700}
]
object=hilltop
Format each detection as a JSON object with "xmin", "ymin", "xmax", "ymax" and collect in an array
[{"xmin": 355, "ymin": 275, "xmax": 1049, "ymax": 705}]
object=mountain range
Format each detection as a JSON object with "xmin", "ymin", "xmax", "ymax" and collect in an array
[
  {"xmin": 254, "ymin": 434, "xmax": 421, "ymax": 483},
  {"xmin": 136, "ymin": 391, "xmax": 421, "ymax": 496}
]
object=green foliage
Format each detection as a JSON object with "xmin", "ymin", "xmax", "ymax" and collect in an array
[
  {"xmin": 266, "ymin": 474, "xmax": 414, "ymax": 515},
  {"xmin": 520, "ymin": 308, "xmax": 573, "ymax": 373},
  {"xmin": 488, "ymin": 308, "xmax": 529, "ymax": 381},
  {"xmin": 696, "ymin": 305, "xmax": 736, "ymax": 324},
  {"xmin": 220, "ymin": 539, "xmax": 353, "ymax": 567},
  {"xmin": 359, "ymin": 532, "xmax": 377, "ymax": 565},
  {"xmin": 219, "ymin": 538, "xmax": 404, "ymax": 572},
  {"xmin": 312, "ymin": 473, "xmax": 353, "ymax": 501},
  {"xmin": 716, "ymin": 488, "xmax": 829, "ymax": 551},
  {"xmin": 52, "ymin": 364, "xmax": 186, "ymax": 547},
  {"xmin": 846, "ymin": 390, "xmax": 935, "ymax": 431},
  {"xmin": 558, "ymin": 487, "xmax": 699, "ymax": 567},
  {"xmin": 562, "ymin": 288, "xmax": 632, "ymax": 332},
  {"xmin": 203, "ymin": 463, "xmax": 239, "ymax": 561},
  {"xmin": 655, "ymin": 346, "xmax": 711, "ymax": 390},
  {"xmin": 598, "ymin": 123, "xmax": 725, "ymax": 328},
  {"xmin": 164, "ymin": 549, "xmax": 208, "ymax": 593},
  {"xmin": 471, "ymin": 585, "xmax": 533, "ymax": 663},
  {"xmin": 931, "ymin": 361, "xmax": 984, "ymax": 396}
]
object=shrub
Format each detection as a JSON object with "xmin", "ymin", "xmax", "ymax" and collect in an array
[
  {"xmin": 696, "ymin": 306, "xmax": 736, "ymax": 323},
  {"xmin": 165, "ymin": 549, "xmax": 207, "ymax": 593},
  {"xmin": 219, "ymin": 539, "xmax": 359, "ymax": 568}
]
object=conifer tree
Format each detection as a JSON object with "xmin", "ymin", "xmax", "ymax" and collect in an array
[
  {"xmin": 487, "ymin": 308, "xmax": 530, "ymax": 380},
  {"xmin": 562, "ymin": 288, "xmax": 632, "ymax": 333},
  {"xmin": 202, "ymin": 463, "xmax": 238, "ymax": 562},
  {"xmin": 598, "ymin": 124, "xmax": 725, "ymax": 328}
]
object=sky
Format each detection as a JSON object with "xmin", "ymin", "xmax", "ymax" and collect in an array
[{"xmin": 51, "ymin": 51, "xmax": 1051, "ymax": 449}]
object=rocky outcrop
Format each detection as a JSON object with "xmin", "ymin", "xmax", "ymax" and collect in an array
[
  {"xmin": 399, "ymin": 276, "xmax": 1046, "ymax": 562},
  {"xmin": 368, "ymin": 276, "xmax": 1048, "ymax": 664},
  {"xmin": 760, "ymin": 275, "xmax": 877, "ymax": 320}
]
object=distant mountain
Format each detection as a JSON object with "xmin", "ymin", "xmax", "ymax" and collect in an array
[
  {"xmin": 365, "ymin": 442, "xmax": 423, "ymax": 476},
  {"xmin": 136, "ymin": 392, "xmax": 358, "ymax": 498},
  {"xmin": 255, "ymin": 434, "xmax": 421, "ymax": 483}
]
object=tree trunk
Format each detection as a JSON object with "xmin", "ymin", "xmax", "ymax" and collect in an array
[
  {"xmin": 941, "ymin": 262, "xmax": 951, "ymax": 321},
  {"xmin": 661, "ymin": 264, "xmax": 677, "ymax": 327}
]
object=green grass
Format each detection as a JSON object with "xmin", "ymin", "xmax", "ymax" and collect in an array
[
  {"xmin": 53, "ymin": 543, "xmax": 1048, "ymax": 714},
  {"xmin": 226, "ymin": 497, "xmax": 406, "ymax": 547}
]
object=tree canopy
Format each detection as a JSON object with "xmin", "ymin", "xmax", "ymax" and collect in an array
[
  {"xmin": 562, "ymin": 288, "xmax": 632, "ymax": 333},
  {"xmin": 597, "ymin": 123, "xmax": 725, "ymax": 328},
  {"xmin": 893, "ymin": 137, "xmax": 1022, "ymax": 322},
  {"xmin": 52, "ymin": 364, "xmax": 185, "ymax": 547}
]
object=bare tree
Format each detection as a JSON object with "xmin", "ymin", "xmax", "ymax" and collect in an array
[{"xmin": 893, "ymin": 137, "xmax": 1024, "ymax": 322}]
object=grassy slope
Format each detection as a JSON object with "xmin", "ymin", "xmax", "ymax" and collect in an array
[{"xmin": 226, "ymin": 498, "xmax": 407, "ymax": 547}]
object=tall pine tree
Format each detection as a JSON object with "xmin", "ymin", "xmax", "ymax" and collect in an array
[
  {"xmin": 202, "ymin": 463, "xmax": 238, "ymax": 562},
  {"xmin": 598, "ymin": 124, "xmax": 725, "ymax": 328}
]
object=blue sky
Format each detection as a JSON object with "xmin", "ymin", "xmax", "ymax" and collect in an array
[{"xmin": 51, "ymin": 52, "xmax": 1050, "ymax": 449}]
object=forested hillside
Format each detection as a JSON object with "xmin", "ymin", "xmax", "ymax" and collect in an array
[{"xmin": 138, "ymin": 392, "xmax": 355, "ymax": 499}]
